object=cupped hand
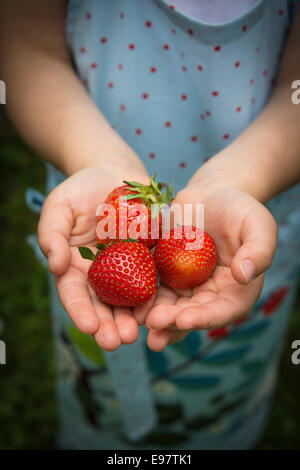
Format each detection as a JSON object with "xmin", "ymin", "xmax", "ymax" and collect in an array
[
  {"xmin": 139, "ymin": 187, "xmax": 278, "ymax": 351},
  {"xmin": 38, "ymin": 164, "xmax": 149, "ymax": 351}
]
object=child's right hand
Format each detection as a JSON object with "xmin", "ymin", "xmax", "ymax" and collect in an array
[{"xmin": 38, "ymin": 165, "xmax": 150, "ymax": 351}]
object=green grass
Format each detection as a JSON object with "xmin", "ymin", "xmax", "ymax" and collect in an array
[
  {"xmin": 0, "ymin": 111, "xmax": 57, "ymax": 449},
  {"xmin": 0, "ymin": 110, "xmax": 299, "ymax": 449}
]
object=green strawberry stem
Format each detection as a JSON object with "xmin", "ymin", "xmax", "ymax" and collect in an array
[
  {"xmin": 149, "ymin": 173, "xmax": 162, "ymax": 195},
  {"xmin": 122, "ymin": 173, "xmax": 175, "ymax": 209},
  {"xmin": 78, "ymin": 239, "xmax": 140, "ymax": 261}
]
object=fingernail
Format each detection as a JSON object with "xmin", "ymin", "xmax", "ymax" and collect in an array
[{"xmin": 241, "ymin": 259, "xmax": 255, "ymax": 283}]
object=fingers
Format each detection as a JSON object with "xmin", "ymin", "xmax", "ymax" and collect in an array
[
  {"xmin": 45, "ymin": 232, "xmax": 71, "ymax": 275},
  {"xmin": 113, "ymin": 307, "xmax": 139, "ymax": 344},
  {"xmin": 145, "ymin": 285, "xmax": 178, "ymax": 330},
  {"xmin": 133, "ymin": 296, "xmax": 155, "ymax": 325},
  {"xmin": 175, "ymin": 275, "xmax": 263, "ymax": 330},
  {"xmin": 231, "ymin": 205, "xmax": 278, "ymax": 284},
  {"xmin": 147, "ymin": 329, "xmax": 174, "ymax": 351},
  {"xmin": 90, "ymin": 288, "xmax": 138, "ymax": 349},
  {"xmin": 147, "ymin": 329, "xmax": 191, "ymax": 351},
  {"xmin": 146, "ymin": 286, "xmax": 216, "ymax": 330},
  {"xmin": 56, "ymin": 267, "xmax": 100, "ymax": 335},
  {"xmin": 57, "ymin": 259, "xmax": 138, "ymax": 350},
  {"xmin": 90, "ymin": 293, "xmax": 121, "ymax": 351},
  {"xmin": 146, "ymin": 304, "xmax": 183, "ymax": 330},
  {"xmin": 38, "ymin": 196, "xmax": 72, "ymax": 275},
  {"xmin": 147, "ymin": 293, "xmax": 215, "ymax": 330}
]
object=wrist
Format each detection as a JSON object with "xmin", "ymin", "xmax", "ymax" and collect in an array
[
  {"xmin": 60, "ymin": 144, "xmax": 148, "ymax": 180},
  {"xmin": 187, "ymin": 140, "xmax": 279, "ymax": 204}
]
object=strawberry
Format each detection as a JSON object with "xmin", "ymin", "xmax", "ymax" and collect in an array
[
  {"xmin": 96, "ymin": 174, "xmax": 174, "ymax": 249},
  {"xmin": 78, "ymin": 241, "xmax": 158, "ymax": 307},
  {"xmin": 154, "ymin": 226, "xmax": 217, "ymax": 289}
]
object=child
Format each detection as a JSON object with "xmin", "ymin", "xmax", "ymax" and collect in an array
[{"xmin": 1, "ymin": 0, "xmax": 300, "ymax": 449}]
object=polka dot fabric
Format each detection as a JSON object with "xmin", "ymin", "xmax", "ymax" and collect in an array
[{"xmin": 67, "ymin": 0, "xmax": 296, "ymax": 199}]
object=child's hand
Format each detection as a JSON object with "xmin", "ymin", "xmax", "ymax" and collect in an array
[
  {"xmin": 38, "ymin": 165, "xmax": 149, "ymax": 351},
  {"xmin": 141, "ymin": 186, "xmax": 278, "ymax": 351}
]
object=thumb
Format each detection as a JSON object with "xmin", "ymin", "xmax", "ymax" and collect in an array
[
  {"xmin": 231, "ymin": 205, "xmax": 278, "ymax": 285},
  {"xmin": 38, "ymin": 195, "xmax": 71, "ymax": 275}
]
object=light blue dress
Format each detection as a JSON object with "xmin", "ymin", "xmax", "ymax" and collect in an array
[{"xmin": 26, "ymin": 0, "xmax": 300, "ymax": 449}]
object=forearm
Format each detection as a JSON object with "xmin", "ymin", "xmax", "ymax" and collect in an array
[
  {"xmin": 0, "ymin": 0, "xmax": 146, "ymax": 177},
  {"xmin": 189, "ymin": 7, "xmax": 300, "ymax": 203}
]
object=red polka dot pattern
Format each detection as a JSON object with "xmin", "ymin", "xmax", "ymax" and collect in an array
[{"xmin": 81, "ymin": 5, "xmax": 283, "ymax": 175}]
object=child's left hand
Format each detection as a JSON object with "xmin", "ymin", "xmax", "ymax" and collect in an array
[{"xmin": 134, "ymin": 185, "xmax": 278, "ymax": 351}]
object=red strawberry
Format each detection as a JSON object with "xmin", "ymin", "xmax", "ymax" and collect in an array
[
  {"xmin": 79, "ymin": 242, "xmax": 158, "ymax": 307},
  {"xmin": 154, "ymin": 226, "xmax": 217, "ymax": 289},
  {"xmin": 96, "ymin": 174, "xmax": 174, "ymax": 249}
]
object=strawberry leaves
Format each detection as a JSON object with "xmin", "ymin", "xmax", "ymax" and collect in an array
[
  {"xmin": 78, "ymin": 240, "xmax": 141, "ymax": 261},
  {"xmin": 78, "ymin": 247, "xmax": 96, "ymax": 261},
  {"xmin": 122, "ymin": 173, "xmax": 175, "ymax": 209}
]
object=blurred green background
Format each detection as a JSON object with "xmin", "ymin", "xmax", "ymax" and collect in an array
[{"xmin": 0, "ymin": 108, "xmax": 300, "ymax": 450}]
